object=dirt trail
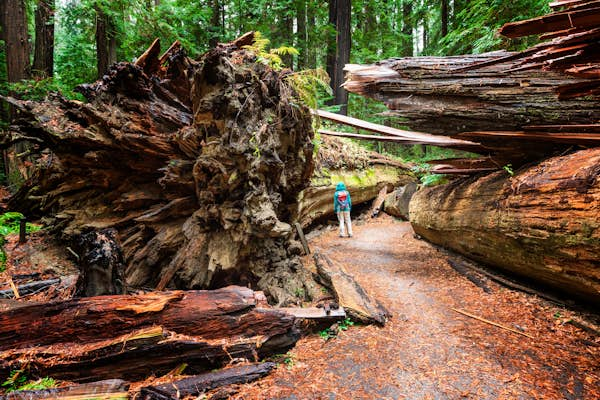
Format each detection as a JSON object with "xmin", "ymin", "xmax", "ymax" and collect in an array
[{"xmin": 235, "ymin": 215, "xmax": 599, "ymax": 399}]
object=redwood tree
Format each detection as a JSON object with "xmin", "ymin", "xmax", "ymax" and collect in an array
[
  {"xmin": 0, "ymin": 0, "xmax": 31, "ymax": 83},
  {"xmin": 33, "ymin": 0, "xmax": 55, "ymax": 77},
  {"xmin": 95, "ymin": 5, "xmax": 117, "ymax": 79},
  {"xmin": 326, "ymin": 0, "xmax": 351, "ymax": 115}
]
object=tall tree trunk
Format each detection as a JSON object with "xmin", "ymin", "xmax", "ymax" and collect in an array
[
  {"xmin": 326, "ymin": 0, "xmax": 351, "ymax": 115},
  {"xmin": 306, "ymin": 1, "xmax": 317, "ymax": 68},
  {"xmin": 209, "ymin": 0, "xmax": 221, "ymax": 48},
  {"xmin": 0, "ymin": 0, "xmax": 31, "ymax": 82},
  {"xmin": 296, "ymin": 0, "xmax": 307, "ymax": 69},
  {"xmin": 281, "ymin": 12, "xmax": 294, "ymax": 68},
  {"xmin": 401, "ymin": 0, "xmax": 413, "ymax": 57},
  {"xmin": 0, "ymin": 0, "xmax": 31, "ymax": 184},
  {"xmin": 95, "ymin": 5, "xmax": 117, "ymax": 79},
  {"xmin": 33, "ymin": 0, "xmax": 55, "ymax": 77},
  {"xmin": 441, "ymin": 0, "xmax": 448, "ymax": 37}
]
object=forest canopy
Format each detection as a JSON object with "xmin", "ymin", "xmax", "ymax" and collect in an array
[{"xmin": 1, "ymin": 0, "xmax": 549, "ymax": 101}]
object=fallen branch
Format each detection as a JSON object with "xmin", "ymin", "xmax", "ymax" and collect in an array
[
  {"xmin": 139, "ymin": 362, "xmax": 277, "ymax": 400},
  {"xmin": 0, "ymin": 278, "xmax": 60, "ymax": 299},
  {"xmin": 452, "ymin": 308, "xmax": 534, "ymax": 338}
]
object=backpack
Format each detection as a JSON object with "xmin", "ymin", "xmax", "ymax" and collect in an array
[{"xmin": 337, "ymin": 191, "xmax": 349, "ymax": 210}]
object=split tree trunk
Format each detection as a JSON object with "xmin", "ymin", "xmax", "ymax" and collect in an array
[
  {"xmin": 409, "ymin": 147, "xmax": 600, "ymax": 304},
  {"xmin": 344, "ymin": 54, "xmax": 600, "ymax": 135},
  {"xmin": 3, "ymin": 34, "xmax": 319, "ymax": 306}
]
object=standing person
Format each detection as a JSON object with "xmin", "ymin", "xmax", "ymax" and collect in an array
[{"xmin": 334, "ymin": 182, "xmax": 353, "ymax": 238}]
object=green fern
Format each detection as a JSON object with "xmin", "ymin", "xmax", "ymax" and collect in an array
[{"xmin": 242, "ymin": 32, "xmax": 299, "ymax": 70}]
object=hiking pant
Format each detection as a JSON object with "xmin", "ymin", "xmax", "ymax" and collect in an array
[{"xmin": 337, "ymin": 211, "xmax": 353, "ymax": 237}]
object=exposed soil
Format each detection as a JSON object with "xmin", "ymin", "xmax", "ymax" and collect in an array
[{"xmin": 233, "ymin": 215, "xmax": 600, "ymax": 399}]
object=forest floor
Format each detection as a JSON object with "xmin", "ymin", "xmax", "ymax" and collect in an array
[{"xmin": 234, "ymin": 215, "xmax": 600, "ymax": 400}]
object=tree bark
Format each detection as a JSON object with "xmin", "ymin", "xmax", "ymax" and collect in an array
[
  {"xmin": 0, "ymin": 0, "xmax": 31, "ymax": 82},
  {"xmin": 409, "ymin": 147, "xmax": 600, "ymax": 305},
  {"xmin": 326, "ymin": 0, "xmax": 351, "ymax": 115},
  {"xmin": 0, "ymin": 287, "xmax": 301, "ymax": 381},
  {"xmin": 33, "ymin": 0, "xmax": 55, "ymax": 77},
  {"xmin": 95, "ymin": 5, "xmax": 117, "ymax": 79}
]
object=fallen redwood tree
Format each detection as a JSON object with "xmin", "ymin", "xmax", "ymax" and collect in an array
[
  {"xmin": 0, "ymin": 286, "xmax": 304, "ymax": 381},
  {"xmin": 409, "ymin": 147, "xmax": 600, "ymax": 304},
  {"xmin": 2, "ymin": 33, "xmax": 320, "ymax": 305}
]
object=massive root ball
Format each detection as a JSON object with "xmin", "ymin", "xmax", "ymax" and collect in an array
[{"xmin": 6, "ymin": 33, "xmax": 319, "ymax": 305}]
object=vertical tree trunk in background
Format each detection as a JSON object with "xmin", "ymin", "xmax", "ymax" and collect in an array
[
  {"xmin": 95, "ymin": 5, "xmax": 117, "ymax": 79},
  {"xmin": 33, "ymin": 0, "xmax": 55, "ymax": 77},
  {"xmin": 281, "ymin": 12, "xmax": 294, "ymax": 68},
  {"xmin": 441, "ymin": 0, "xmax": 448, "ymax": 37},
  {"xmin": 1, "ymin": 0, "xmax": 31, "ymax": 83},
  {"xmin": 401, "ymin": 0, "xmax": 413, "ymax": 57},
  {"xmin": 306, "ymin": 1, "xmax": 317, "ymax": 68},
  {"xmin": 209, "ymin": 0, "xmax": 221, "ymax": 47},
  {"xmin": 96, "ymin": 6, "xmax": 108, "ymax": 78},
  {"xmin": 326, "ymin": 0, "xmax": 351, "ymax": 115},
  {"xmin": 296, "ymin": 0, "xmax": 307, "ymax": 69}
]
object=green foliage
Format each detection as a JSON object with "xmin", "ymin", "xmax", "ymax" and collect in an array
[
  {"xmin": 242, "ymin": 32, "xmax": 298, "ymax": 70},
  {"xmin": 503, "ymin": 163, "xmax": 515, "ymax": 176},
  {"xmin": 2, "ymin": 370, "xmax": 56, "ymax": 393},
  {"xmin": 284, "ymin": 68, "xmax": 331, "ymax": 110},
  {"xmin": 2, "ymin": 370, "xmax": 27, "ymax": 393},
  {"xmin": 319, "ymin": 318, "xmax": 354, "ymax": 340},
  {"xmin": 420, "ymin": 173, "xmax": 449, "ymax": 187},
  {"xmin": 0, "ymin": 212, "xmax": 42, "ymax": 272}
]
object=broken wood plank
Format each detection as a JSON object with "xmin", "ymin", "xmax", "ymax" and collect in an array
[
  {"xmin": 452, "ymin": 308, "xmax": 534, "ymax": 338},
  {"xmin": 313, "ymin": 251, "xmax": 389, "ymax": 325},
  {"xmin": 139, "ymin": 363, "xmax": 277, "ymax": 400},
  {"xmin": 447, "ymin": 259, "xmax": 492, "ymax": 294},
  {"xmin": 458, "ymin": 130, "xmax": 600, "ymax": 144},
  {"xmin": 5, "ymin": 379, "xmax": 129, "ymax": 400},
  {"xmin": 313, "ymin": 110, "xmax": 482, "ymax": 151},
  {"xmin": 278, "ymin": 307, "xmax": 346, "ymax": 319}
]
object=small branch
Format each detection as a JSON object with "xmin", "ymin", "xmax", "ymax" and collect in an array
[{"xmin": 452, "ymin": 308, "xmax": 534, "ymax": 339}]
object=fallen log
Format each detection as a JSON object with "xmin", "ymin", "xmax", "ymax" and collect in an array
[
  {"xmin": 313, "ymin": 251, "xmax": 389, "ymax": 325},
  {"xmin": 5, "ymin": 379, "xmax": 129, "ymax": 400},
  {"xmin": 139, "ymin": 362, "xmax": 277, "ymax": 400},
  {"xmin": 383, "ymin": 183, "xmax": 417, "ymax": 220},
  {"xmin": 0, "ymin": 286, "xmax": 292, "ymax": 351},
  {"xmin": 409, "ymin": 147, "xmax": 600, "ymax": 304},
  {"xmin": 0, "ymin": 287, "xmax": 303, "ymax": 382},
  {"xmin": 344, "ymin": 57, "xmax": 600, "ymax": 137}
]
